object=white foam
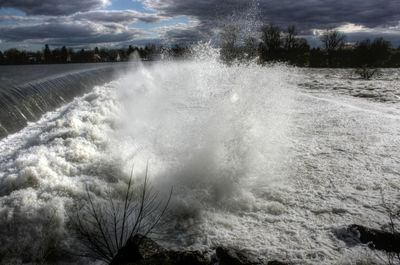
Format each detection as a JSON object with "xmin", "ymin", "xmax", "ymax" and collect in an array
[{"xmin": 0, "ymin": 54, "xmax": 399, "ymax": 264}]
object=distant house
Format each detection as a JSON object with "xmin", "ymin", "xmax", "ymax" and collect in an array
[
  {"xmin": 28, "ymin": 56, "xmax": 37, "ymax": 63},
  {"xmin": 343, "ymin": 43, "xmax": 356, "ymax": 50},
  {"xmin": 93, "ymin": 53, "xmax": 101, "ymax": 62}
]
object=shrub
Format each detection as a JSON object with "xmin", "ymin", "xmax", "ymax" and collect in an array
[
  {"xmin": 354, "ymin": 66, "xmax": 382, "ymax": 80},
  {"xmin": 70, "ymin": 164, "xmax": 172, "ymax": 263}
]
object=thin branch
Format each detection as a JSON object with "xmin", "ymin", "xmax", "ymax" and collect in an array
[{"xmin": 71, "ymin": 162, "xmax": 173, "ymax": 263}]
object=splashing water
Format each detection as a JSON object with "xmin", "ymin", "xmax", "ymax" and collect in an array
[
  {"xmin": 0, "ymin": 44, "xmax": 400, "ymax": 264},
  {"xmin": 112, "ymin": 48, "xmax": 296, "ymax": 226}
]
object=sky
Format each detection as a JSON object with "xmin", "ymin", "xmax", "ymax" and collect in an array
[{"xmin": 0, "ymin": 0, "xmax": 399, "ymax": 51}]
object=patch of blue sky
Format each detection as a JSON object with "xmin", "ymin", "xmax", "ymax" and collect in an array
[
  {"xmin": 104, "ymin": 0, "xmax": 153, "ymax": 13},
  {"xmin": 0, "ymin": 8, "xmax": 43, "ymax": 27},
  {"xmin": 0, "ymin": 7, "xmax": 25, "ymax": 16}
]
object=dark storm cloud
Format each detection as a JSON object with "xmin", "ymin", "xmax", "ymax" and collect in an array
[
  {"xmin": 0, "ymin": 8, "xmax": 162, "ymax": 47},
  {"xmin": 143, "ymin": 0, "xmax": 400, "ymax": 29},
  {"xmin": 140, "ymin": 0, "xmax": 400, "ymax": 44},
  {"xmin": 157, "ymin": 25, "xmax": 208, "ymax": 44},
  {"xmin": 1, "ymin": 0, "xmax": 399, "ymax": 47},
  {"xmin": 0, "ymin": 0, "xmax": 110, "ymax": 16},
  {"xmin": 0, "ymin": 22, "xmax": 144, "ymax": 45},
  {"xmin": 164, "ymin": 28, "xmax": 204, "ymax": 44}
]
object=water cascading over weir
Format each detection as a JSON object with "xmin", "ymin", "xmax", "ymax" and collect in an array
[{"xmin": 0, "ymin": 64, "xmax": 128, "ymax": 138}]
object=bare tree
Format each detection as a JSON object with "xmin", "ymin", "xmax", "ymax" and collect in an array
[
  {"xmin": 70, "ymin": 164, "xmax": 172, "ymax": 263},
  {"xmin": 320, "ymin": 29, "xmax": 346, "ymax": 66},
  {"xmin": 220, "ymin": 25, "xmax": 241, "ymax": 63},
  {"xmin": 243, "ymin": 36, "xmax": 259, "ymax": 61},
  {"xmin": 320, "ymin": 29, "xmax": 346, "ymax": 52},
  {"xmin": 284, "ymin": 25, "xmax": 298, "ymax": 50},
  {"xmin": 260, "ymin": 24, "xmax": 282, "ymax": 61},
  {"xmin": 220, "ymin": 25, "xmax": 240, "ymax": 47},
  {"xmin": 261, "ymin": 24, "xmax": 282, "ymax": 51}
]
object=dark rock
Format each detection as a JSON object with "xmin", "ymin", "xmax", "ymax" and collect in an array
[
  {"xmin": 267, "ymin": 261, "xmax": 290, "ymax": 265},
  {"xmin": 110, "ymin": 234, "xmax": 209, "ymax": 265},
  {"xmin": 110, "ymin": 234, "xmax": 168, "ymax": 265},
  {"xmin": 335, "ymin": 224, "xmax": 400, "ymax": 253},
  {"xmin": 167, "ymin": 250, "xmax": 209, "ymax": 265},
  {"xmin": 354, "ymin": 92, "xmax": 378, "ymax": 98},
  {"xmin": 349, "ymin": 224, "xmax": 400, "ymax": 253},
  {"xmin": 110, "ymin": 235, "xmax": 289, "ymax": 265},
  {"xmin": 216, "ymin": 246, "xmax": 261, "ymax": 265}
]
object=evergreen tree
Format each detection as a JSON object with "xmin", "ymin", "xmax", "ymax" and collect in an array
[
  {"xmin": 44, "ymin": 44, "xmax": 52, "ymax": 64},
  {"xmin": 354, "ymin": 38, "xmax": 391, "ymax": 67},
  {"xmin": 4, "ymin": 49, "xmax": 24, "ymax": 64},
  {"xmin": 52, "ymin": 48, "xmax": 61, "ymax": 63},
  {"xmin": 61, "ymin": 46, "xmax": 68, "ymax": 63},
  {"xmin": 309, "ymin": 48, "xmax": 326, "ymax": 67},
  {"xmin": 0, "ymin": 50, "xmax": 4, "ymax": 64},
  {"xmin": 127, "ymin": 45, "xmax": 134, "ymax": 56},
  {"xmin": 370, "ymin": 38, "xmax": 391, "ymax": 66},
  {"xmin": 353, "ymin": 39, "xmax": 372, "ymax": 66}
]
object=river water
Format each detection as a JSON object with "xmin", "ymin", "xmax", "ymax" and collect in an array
[{"xmin": 0, "ymin": 56, "xmax": 399, "ymax": 264}]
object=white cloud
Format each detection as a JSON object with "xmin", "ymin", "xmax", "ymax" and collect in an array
[
  {"xmin": 313, "ymin": 23, "xmax": 400, "ymax": 38},
  {"xmin": 72, "ymin": 10, "xmax": 165, "ymax": 24}
]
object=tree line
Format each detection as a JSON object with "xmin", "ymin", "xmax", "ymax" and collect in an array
[
  {"xmin": 1, "ymin": 25, "xmax": 400, "ymax": 67},
  {"xmin": 220, "ymin": 24, "xmax": 400, "ymax": 67},
  {"xmin": 0, "ymin": 44, "xmax": 180, "ymax": 65}
]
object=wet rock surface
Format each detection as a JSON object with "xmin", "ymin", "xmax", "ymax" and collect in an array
[
  {"xmin": 110, "ymin": 235, "xmax": 209, "ymax": 265},
  {"xmin": 349, "ymin": 224, "xmax": 400, "ymax": 253},
  {"xmin": 167, "ymin": 250, "xmax": 209, "ymax": 265},
  {"xmin": 110, "ymin": 235, "xmax": 291, "ymax": 265},
  {"xmin": 335, "ymin": 224, "xmax": 400, "ymax": 253},
  {"xmin": 216, "ymin": 246, "xmax": 260, "ymax": 265},
  {"xmin": 110, "ymin": 235, "xmax": 168, "ymax": 265}
]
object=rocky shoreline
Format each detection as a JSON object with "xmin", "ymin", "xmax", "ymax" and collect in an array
[
  {"xmin": 109, "ymin": 223, "xmax": 400, "ymax": 265},
  {"xmin": 109, "ymin": 235, "xmax": 289, "ymax": 265}
]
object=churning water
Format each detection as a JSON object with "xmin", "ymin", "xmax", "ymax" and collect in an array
[{"xmin": 0, "ymin": 48, "xmax": 400, "ymax": 264}]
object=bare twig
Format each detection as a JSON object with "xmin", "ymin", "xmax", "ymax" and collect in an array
[
  {"xmin": 380, "ymin": 189, "xmax": 400, "ymax": 265},
  {"xmin": 70, "ymin": 163, "xmax": 172, "ymax": 263}
]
